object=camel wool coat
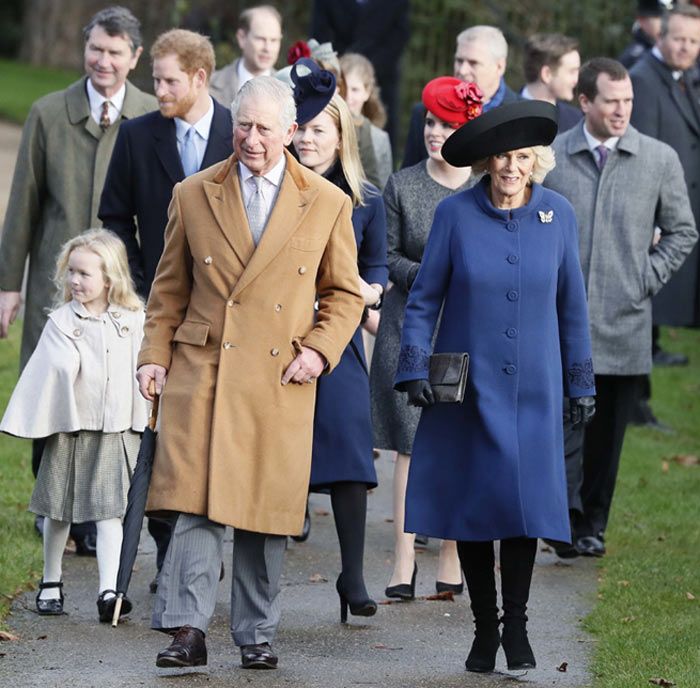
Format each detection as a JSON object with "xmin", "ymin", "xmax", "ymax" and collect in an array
[{"xmin": 138, "ymin": 151, "xmax": 364, "ymax": 535}]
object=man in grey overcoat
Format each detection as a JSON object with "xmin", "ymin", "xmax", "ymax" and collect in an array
[
  {"xmin": 0, "ymin": 6, "xmax": 156, "ymax": 552},
  {"xmin": 544, "ymin": 58, "xmax": 697, "ymax": 558}
]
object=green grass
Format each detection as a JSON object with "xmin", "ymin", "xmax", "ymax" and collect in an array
[
  {"xmin": 587, "ymin": 328, "xmax": 700, "ymax": 687},
  {"xmin": 0, "ymin": 324, "xmax": 42, "ymax": 626},
  {"xmin": 0, "ymin": 59, "xmax": 80, "ymax": 123}
]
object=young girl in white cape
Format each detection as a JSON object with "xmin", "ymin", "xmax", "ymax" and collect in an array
[{"xmin": 1, "ymin": 229, "xmax": 149, "ymax": 622}]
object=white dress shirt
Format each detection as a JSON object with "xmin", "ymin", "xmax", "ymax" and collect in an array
[
  {"xmin": 583, "ymin": 123, "xmax": 620, "ymax": 165},
  {"xmin": 174, "ymin": 97, "xmax": 215, "ymax": 172},
  {"xmin": 236, "ymin": 60, "xmax": 272, "ymax": 92},
  {"xmin": 86, "ymin": 79, "xmax": 125, "ymax": 126},
  {"xmin": 238, "ymin": 156, "xmax": 286, "ymax": 230}
]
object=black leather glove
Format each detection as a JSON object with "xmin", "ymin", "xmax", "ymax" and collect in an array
[
  {"xmin": 404, "ymin": 379, "xmax": 435, "ymax": 408},
  {"xmin": 569, "ymin": 396, "xmax": 596, "ymax": 426}
]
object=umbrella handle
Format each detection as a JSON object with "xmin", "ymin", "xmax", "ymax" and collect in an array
[
  {"xmin": 148, "ymin": 381, "xmax": 160, "ymax": 431},
  {"xmin": 111, "ymin": 593, "xmax": 124, "ymax": 627}
]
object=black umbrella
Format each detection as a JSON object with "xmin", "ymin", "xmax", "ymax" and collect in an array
[{"xmin": 111, "ymin": 392, "xmax": 159, "ymax": 626}]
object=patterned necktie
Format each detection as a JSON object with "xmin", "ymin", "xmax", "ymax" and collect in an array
[
  {"xmin": 100, "ymin": 100, "xmax": 112, "ymax": 131},
  {"xmin": 247, "ymin": 176, "xmax": 266, "ymax": 246},
  {"xmin": 595, "ymin": 144, "xmax": 608, "ymax": 171},
  {"xmin": 180, "ymin": 126, "xmax": 198, "ymax": 177}
]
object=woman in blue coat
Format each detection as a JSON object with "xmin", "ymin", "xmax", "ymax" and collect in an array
[
  {"xmin": 292, "ymin": 62, "xmax": 388, "ymax": 622},
  {"xmin": 395, "ymin": 102, "xmax": 596, "ymax": 672}
]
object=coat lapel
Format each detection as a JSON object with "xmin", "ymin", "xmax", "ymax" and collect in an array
[
  {"xmin": 153, "ymin": 114, "xmax": 184, "ymax": 185},
  {"xmin": 203, "ymin": 156, "xmax": 255, "ymax": 267},
  {"xmin": 65, "ymin": 78, "xmax": 101, "ymax": 141},
  {"xmin": 232, "ymin": 151, "xmax": 319, "ymax": 298},
  {"xmin": 648, "ymin": 56, "xmax": 699, "ymax": 136},
  {"xmin": 201, "ymin": 100, "xmax": 233, "ymax": 169}
]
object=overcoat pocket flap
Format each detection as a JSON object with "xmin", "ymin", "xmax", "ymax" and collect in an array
[
  {"xmin": 173, "ymin": 320, "xmax": 210, "ymax": 346},
  {"xmin": 429, "ymin": 353, "xmax": 469, "ymax": 384},
  {"xmin": 289, "ymin": 235, "xmax": 325, "ymax": 251}
]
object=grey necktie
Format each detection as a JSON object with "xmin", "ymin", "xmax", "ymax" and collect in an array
[
  {"xmin": 180, "ymin": 126, "xmax": 198, "ymax": 177},
  {"xmin": 247, "ymin": 176, "xmax": 266, "ymax": 245}
]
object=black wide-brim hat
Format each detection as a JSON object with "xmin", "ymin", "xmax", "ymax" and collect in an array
[{"xmin": 441, "ymin": 100, "xmax": 559, "ymax": 167}]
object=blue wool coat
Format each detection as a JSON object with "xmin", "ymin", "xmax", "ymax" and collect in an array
[
  {"xmin": 310, "ymin": 187, "xmax": 389, "ymax": 489},
  {"xmin": 395, "ymin": 178, "xmax": 595, "ymax": 542}
]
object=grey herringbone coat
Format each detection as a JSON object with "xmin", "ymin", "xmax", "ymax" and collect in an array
[{"xmin": 545, "ymin": 122, "xmax": 697, "ymax": 375}]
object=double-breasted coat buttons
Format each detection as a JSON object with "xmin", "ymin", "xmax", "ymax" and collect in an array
[
  {"xmin": 298, "ymin": 266, "xmax": 307, "ymax": 275},
  {"xmin": 270, "ymin": 348, "xmax": 280, "ymax": 357},
  {"xmin": 204, "ymin": 256, "xmax": 213, "ymax": 265}
]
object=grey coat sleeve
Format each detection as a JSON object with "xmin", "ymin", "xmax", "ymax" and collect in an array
[
  {"xmin": 0, "ymin": 104, "xmax": 46, "ymax": 291},
  {"xmin": 383, "ymin": 174, "xmax": 420, "ymax": 292},
  {"xmin": 647, "ymin": 149, "xmax": 698, "ymax": 295}
]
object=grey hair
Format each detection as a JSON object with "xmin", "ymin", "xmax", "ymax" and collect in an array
[
  {"xmin": 471, "ymin": 145, "xmax": 556, "ymax": 184},
  {"xmin": 456, "ymin": 25, "xmax": 509, "ymax": 63},
  {"xmin": 231, "ymin": 76, "xmax": 297, "ymax": 130},
  {"xmin": 82, "ymin": 6, "xmax": 143, "ymax": 53}
]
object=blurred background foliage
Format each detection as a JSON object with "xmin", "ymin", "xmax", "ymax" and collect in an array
[{"xmin": 5, "ymin": 1, "xmax": 638, "ymax": 145}]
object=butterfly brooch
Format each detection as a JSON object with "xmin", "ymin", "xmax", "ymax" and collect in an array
[{"xmin": 538, "ymin": 210, "xmax": 554, "ymax": 224}]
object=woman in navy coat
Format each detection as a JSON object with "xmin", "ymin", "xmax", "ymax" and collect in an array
[
  {"xmin": 395, "ymin": 102, "xmax": 596, "ymax": 673},
  {"xmin": 292, "ymin": 63, "xmax": 388, "ymax": 623}
]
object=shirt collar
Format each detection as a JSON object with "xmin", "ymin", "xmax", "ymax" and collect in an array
[
  {"xmin": 583, "ymin": 123, "xmax": 620, "ymax": 153},
  {"xmin": 86, "ymin": 79, "xmax": 126, "ymax": 113},
  {"xmin": 238, "ymin": 155, "xmax": 286, "ymax": 189},
  {"xmin": 651, "ymin": 46, "xmax": 684, "ymax": 80},
  {"xmin": 174, "ymin": 97, "xmax": 215, "ymax": 143},
  {"xmin": 237, "ymin": 60, "xmax": 272, "ymax": 90}
]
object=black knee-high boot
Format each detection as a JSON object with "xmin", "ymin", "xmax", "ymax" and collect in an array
[
  {"xmin": 500, "ymin": 537, "xmax": 537, "ymax": 670},
  {"xmin": 457, "ymin": 540, "xmax": 500, "ymax": 673},
  {"xmin": 330, "ymin": 481, "xmax": 376, "ymax": 621}
]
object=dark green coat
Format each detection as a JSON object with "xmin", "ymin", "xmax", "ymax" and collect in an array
[{"xmin": 0, "ymin": 78, "xmax": 156, "ymax": 368}]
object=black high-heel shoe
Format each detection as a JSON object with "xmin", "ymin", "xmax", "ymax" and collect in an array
[
  {"xmin": 384, "ymin": 563, "xmax": 417, "ymax": 600},
  {"xmin": 336, "ymin": 575, "xmax": 377, "ymax": 623},
  {"xmin": 501, "ymin": 618, "xmax": 536, "ymax": 670},
  {"xmin": 436, "ymin": 580, "xmax": 464, "ymax": 595},
  {"xmin": 35, "ymin": 580, "xmax": 65, "ymax": 615}
]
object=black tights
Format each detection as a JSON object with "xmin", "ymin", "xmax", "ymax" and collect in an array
[
  {"xmin": 456, "ymin": 537, "xmax": 537, "ymax": 621},
  {"xmin": 330, "ymin": 481, "xmax": 369, "ymax": 601}
]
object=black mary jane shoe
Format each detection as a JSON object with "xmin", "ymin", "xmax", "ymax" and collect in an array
[
  {"xmin": 240, "ymin": 642, "xmax": 278, "ymax": 669},
  {"xmin": 97, "ymin": 589, "xmax": 132, "ymax": 623},
  {"xmin": 35, "ymin": 580, "xmax": 65, "ymax": 615}
]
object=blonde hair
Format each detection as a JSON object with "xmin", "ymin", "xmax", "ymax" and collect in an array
[
  {"xmin": 53, "ymin": 229, "xmax": 143, "ymax": 310},
  {"xmin": 339, "ymin": 53, "xmax": 387, "ymax": 129},
  {"xmin": 150, "ymin": 29, "xmax": 216, "ymax": 80},
  {"xmin": 322, "ymin": 94, "xmax": 368, "ymax": 207},
  {"xmin": 471, "ymin": 145, "xmax": 556, "ymax": 184}
]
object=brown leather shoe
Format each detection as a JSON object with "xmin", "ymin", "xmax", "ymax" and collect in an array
[
  {"xmin": 240, "ymin": 642, "xmax": 278, "ymax": 669},
  {"xmin": 156, "ymin": 625, "xmax": 207, "ymax": 668}
]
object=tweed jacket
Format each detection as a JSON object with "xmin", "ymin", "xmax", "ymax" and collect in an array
[
  {"xmin": 0, "ymin": 78, "xmax": 156, "ymax": 369},
  {"xmin": 1, "ymin": 301, "xmax": 148, "ymax": 438},
  {"xmin": 209, "ymin": 59, "xmax": 242, "ymax": 110},
  {"xmin": 545, "ymin": 122, "xmax": 697, "ymax": 375},
  {"xmin": 630, "ymin": 52, "xmax": 700, "ymax": 327},
  {"xmin": 138, "ymin": 150, "xmax": 364, "ymax": 535}
]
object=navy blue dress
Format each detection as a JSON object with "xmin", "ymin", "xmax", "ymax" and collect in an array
[
  {"xmin": 395, "ymin": 178, "xmax": 595, "ymax": 542},
  {"xmin": 310, "ymin": 180, "xmax": 389, "ymax": 490}
]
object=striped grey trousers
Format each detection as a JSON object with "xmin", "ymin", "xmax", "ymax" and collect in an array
[{"xmin": 152, "ymin": 513, "xmax": 287, "ymax": 646}]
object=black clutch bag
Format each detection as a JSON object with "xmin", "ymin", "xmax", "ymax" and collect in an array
[{"xmin": 428, "ymin": 353, "xmax": 469, "ymax": 403}]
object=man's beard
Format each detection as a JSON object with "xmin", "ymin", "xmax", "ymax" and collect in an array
[{"xmin": 159, "ymin": 88, "xmax": 198, "ymax": 120}]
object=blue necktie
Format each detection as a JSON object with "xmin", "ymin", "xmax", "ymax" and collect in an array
[{"xmin": 180, "ymin": 126, "xmax": 198, "ymax": 177}]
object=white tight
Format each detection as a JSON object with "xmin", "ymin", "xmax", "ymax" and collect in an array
[{"xmin": 39, "ymin": 517, "xmax": 123, "ymax": 600}]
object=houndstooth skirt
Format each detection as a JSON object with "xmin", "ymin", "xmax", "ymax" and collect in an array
[{"xmin": 30, "ymin": 430, "xmax": 141, "ymax": 523}]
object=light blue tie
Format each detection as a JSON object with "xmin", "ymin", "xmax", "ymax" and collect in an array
[{"xmin": 180, "ymin": 126, "xmax": 198, "ymax": 177}]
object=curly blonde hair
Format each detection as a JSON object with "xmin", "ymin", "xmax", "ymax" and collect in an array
[
  {"xmin": 53, "ymin": 229, "xmax": 143, "ymax": 310},
  {"xmin": 471, "ymin": 145, "xmax": 556, "ymax": 184}
]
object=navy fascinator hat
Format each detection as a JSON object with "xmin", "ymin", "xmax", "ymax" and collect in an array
[{"xmin": 291, "ymin": 57, "xmax": 337, "ymax": 125}]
